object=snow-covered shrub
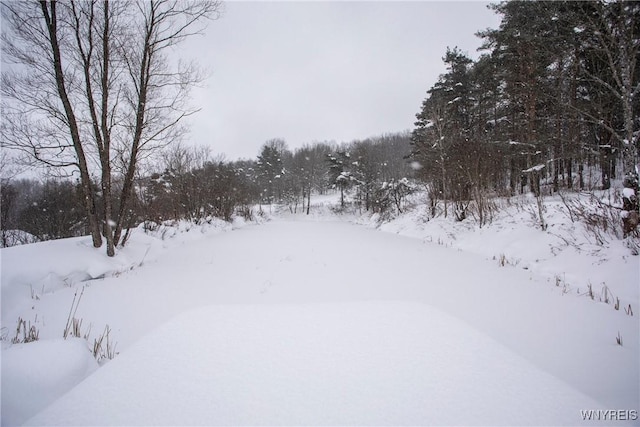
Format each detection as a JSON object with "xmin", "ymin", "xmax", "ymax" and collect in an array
[
  {"xmin": 453, "ymin": 200, "xmax": 470, "ymax": 222},
  {"xmin": 0, "ymin": 229, "xmax": 40, "ymax": 248},
  {"xmin": 468, "ymin": 188, "xmax": 498, "ymax": 227},
  {"xmin": 372, "ymin": 178, "xmax": 415, "ymax": 220},
  {"xmin": 236, "ymin": 206, "xmax": 254, "ymax": 221},
  {"xmin": 558, "ymin": 191, "xmax": 625, "ymax": 245},
  {"xmin": 142, "ymin": 220, "xmax": 160, "ymax": 233}
]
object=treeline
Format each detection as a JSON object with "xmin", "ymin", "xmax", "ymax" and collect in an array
[
  {"xmin": 410, "ymin": 1, "xmax": 639, "ymax": 221},
  {"xmin": 3, "ymin": 1, "xmax": 638, "ymax": 247},
  {"xmin": 1, "ymin": 133, "xmax": 413, "ymax": 246},
  {"xmin": 1, "ymin": 179, "xmax": 85, "ymax": 246},
  {"xmin": 145, "ymin": 132, "xmax": 412, "ymax": 220}
]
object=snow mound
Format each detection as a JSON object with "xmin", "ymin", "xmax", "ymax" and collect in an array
[
  {"xmin": 0, "ymin": 218, "xmax": 237, "ymax": 322},
  {"xmin": 2, "ymin": 338, "xmax": 98, "ymax": 426},
  {"xmin": 26, "ymin": 302, "xmax": 608, "ymax": 426},
  {"xmin": 1, "ymin": 232, "xmax": 157, "ymax": 323}
]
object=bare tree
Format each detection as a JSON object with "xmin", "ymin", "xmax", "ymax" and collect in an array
[{"xmin": 1, "ymin": 0, "xmax": 222, "ymax": 256}]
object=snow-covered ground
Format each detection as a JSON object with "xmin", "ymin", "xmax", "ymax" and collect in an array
[
  {"xmin": 369, "ymin": 192, "xmax": 639, "ymax": 309},
  {"xmin": 1, "ymin": 194, "xmax": 638, "ymax": 425}
]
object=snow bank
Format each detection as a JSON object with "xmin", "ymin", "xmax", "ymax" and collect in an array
[
  {"xmin": 2, "ymin": 338, "xmax": 98, "ymax": 426},
  {"xmin": 0, "ymin": 218, "xmax": 237, "ymax": 323},
  {"xmin": 1, "ymin": 232, "xmax": 155, "ymax": 316},
  {"xmin": 371, "ymin": 194, "xmax": 639, "ymax": 308},
  {"xmin": 25, "ymin": 302, "xmax": 608, "ymax": 426}
]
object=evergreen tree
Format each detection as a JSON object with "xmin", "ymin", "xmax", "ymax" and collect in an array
[{"xmin": 257, "ymin": 139, "xmax": 288, "ymax": 204}]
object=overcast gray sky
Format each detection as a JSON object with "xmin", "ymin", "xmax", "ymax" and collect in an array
[{"xmin": 182, "ymin": 1, "xmax": 502, "ymax": 160}]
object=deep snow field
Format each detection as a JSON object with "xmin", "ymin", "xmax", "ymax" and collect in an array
[{"xmin": 1, "ymin": 191, "xmax": 638, "ymax": 426}]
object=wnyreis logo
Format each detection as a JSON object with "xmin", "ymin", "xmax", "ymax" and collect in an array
[{"xmin": 580, "ymin": 409, "xmax": 638, "ymax": 421}]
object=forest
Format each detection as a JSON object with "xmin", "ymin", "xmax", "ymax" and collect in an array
[{"xmin": 1, "ymin": 1, "xmax": 638, "ymax": 249}]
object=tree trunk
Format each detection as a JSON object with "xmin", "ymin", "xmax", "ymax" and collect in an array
[
  {"xmin": 553, "ymin": 153, "xmax": 559, "ymax": 193},
  {"xmin": 619, "ymin": 30, "xmax": 638, "ymax": 175},
  {"xmin": 113, "ymin": 15, "xmax": 153, "ymax": 247},
  {"xmin": 441, "ymin": 159, "xmax": 448, "ymax": 218},
  {"xmin": 40, "ymin": 1, "xmax": 102, "ymax": 249}
]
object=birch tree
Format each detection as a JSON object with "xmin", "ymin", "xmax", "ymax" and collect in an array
[{"xmin": 1, "ymin": 0, "xmax": 222, "ymax": 256}]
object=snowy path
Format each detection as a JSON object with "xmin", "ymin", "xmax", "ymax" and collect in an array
[{"xmin": 4, "ymin": 218, "xmax": 639, "ymax": 425}]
